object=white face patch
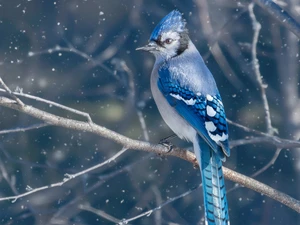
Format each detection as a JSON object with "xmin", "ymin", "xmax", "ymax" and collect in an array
[
  {"xmin": 205, "ymin": 121, "xmax": 216, "ymax": 132},
  {"xmin": 170, "ymin": 93, "xmax": 196, "ymax": 105},
  {"xmin": 206, "ymin": 105, "xmax": 216, "ymax": 117},
  {"xmin": 157, "ymin": 31, "xmax": 181, "ymax": 58}
]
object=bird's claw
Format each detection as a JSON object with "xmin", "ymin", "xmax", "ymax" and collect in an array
[{"xmin": 159, "ymin": 140, "xmax": 174, "ymax": 153}]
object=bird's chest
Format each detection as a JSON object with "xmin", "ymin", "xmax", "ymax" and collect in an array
[{"xmin": 150, "ymin": 69, "xmax": 196, "ymax": 142}]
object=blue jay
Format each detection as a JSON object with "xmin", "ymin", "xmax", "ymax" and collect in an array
[{"xmin": 137, "ymin": 10, "xmax": 230, "ymax": 225}]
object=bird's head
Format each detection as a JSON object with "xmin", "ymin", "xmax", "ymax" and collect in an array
[{"xmin": 137, "ymin": 10, "xmax": 189, "ymax": 60}]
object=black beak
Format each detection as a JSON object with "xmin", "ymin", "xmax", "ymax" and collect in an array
[{"xmin": 136, "ymin": 42, "xmax": 157, "ymax": 52}]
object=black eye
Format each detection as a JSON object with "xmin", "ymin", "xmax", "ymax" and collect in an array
[{"xmin": 165, "ymin": 38, "xmax": 173, "ymax": 44}]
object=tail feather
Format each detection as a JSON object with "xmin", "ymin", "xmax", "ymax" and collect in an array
[{"xmin": 194, "ymin": 135, "xmax": 229, "ymax": 225}]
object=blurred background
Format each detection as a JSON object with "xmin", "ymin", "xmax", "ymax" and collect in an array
[{"xmin": 0, "ymin": 0, "xmax": 299, "ymax": 224}]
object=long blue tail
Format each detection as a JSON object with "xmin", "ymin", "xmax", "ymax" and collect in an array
[{"xmin": 194, "ymin": 136, "xmax": 229, "ymax": 225}]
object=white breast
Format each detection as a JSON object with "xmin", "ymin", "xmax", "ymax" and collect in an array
[{"xmin": 150, "ymin": 69, "xmax": 196, "ymax": 142}]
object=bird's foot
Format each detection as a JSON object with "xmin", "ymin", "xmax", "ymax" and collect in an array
[
  {"xmin": 158, "ymin": 134, "xmax": 177, "ymax": 156},
  {"xmin": 193, "ymin": 160, "xmax": 199, "ymax": 169},
  {"xmin": 159, "ymin": 140, "xmax": 173, "ymax": 153}
]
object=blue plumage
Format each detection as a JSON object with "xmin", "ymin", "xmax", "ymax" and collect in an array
[
  {"xmin": 158, "ymin": 65, "xmax": 230, "ymax": 160},
  {"xmin": 199, "ymin": 137, "xmax": 229, "ymax": 224},
  {"xmin": 150, "ymin": 10, "xmax": 186, "ymax": 42},
  {"xmin": 137, "ymin": 10, "xmax": 230, "ymax": 225}
]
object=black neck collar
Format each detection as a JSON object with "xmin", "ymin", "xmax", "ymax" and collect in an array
[{"xmin": 176, "ymin": 32, "xmax": 189, "ymax": 56}]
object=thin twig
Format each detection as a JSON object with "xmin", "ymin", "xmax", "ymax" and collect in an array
[
  {"xmin": 79, "ymin": 204, "xmax": 121, "ymax": 224},
  {"xmin": 0, "ymin": 147, "xmax": 127, "ymax": 202},
  {"xmin": 0, "ymin": 78, "xmax": 24, "ymax": 106},
  {"xmin": 122, "ymin": 61, "xmax": 150, "ymax": 141},
  {"xmin": 48, "ymin": 155, "xmax": 151, "ymax": 225},
  {"xmin": 111, "ymin": 58, "xmax": 150, "ymax": 141},
  {"xmin": 137, "ymin": 109, "xmax": 150, "ymax": 141},
  {"xmin": 28, "ymin": 44, "xmax": 117, "ymax": 78},
  {"xmin": 0, "ymin": 158, "xmax": 18, "ymax": 195},
  {"xmin": 249, "ymin": 3, "xmax": 274, "ymax": 135},
  {"xmin": 195, "ymin": 0, "xmax": 244, "ymax": 89},
  {"xmin": 251, "ymin": 148, "xmax": 282, "ymax": 178},
  {"xmin": 28, "ymin": 42, "xmax": 149, "ymax": 142},
  {"xmin": 152, "ymin": 186, "xmax": 163, "ymax": 225},
  {"xmin": 227, "ymin": 118, "xmax": 271, "ymax": 137},
  {"xmin": 230, "ymin": 136, "xmax": 300, "ymax": 149},
  {"xmin": 28, "ymin": 45, "xmax": 92, "ymax": 61},
  {"xmin": 0, "ymin": 88, "xmax": 93, "ymax": 123},
  {"xmin": 227, "ymin": 119, "xmax": 300, "ymax": 149},
  {"xmin": 119, "ymin": 185, "xmax": 201, "ymax": 225},
  {"xmin": 0, "ymin": 123, "xmax": 49, "ymax": 135}
]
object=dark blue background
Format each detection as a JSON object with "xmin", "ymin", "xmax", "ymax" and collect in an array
[{"xmin": 0, "ymin": 0, "xmax": 299, "ymax": 224}]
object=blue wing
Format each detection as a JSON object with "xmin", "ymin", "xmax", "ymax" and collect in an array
[{"xmin": 157, "ymin": 66, "xmax": 230, "ymax": 159}]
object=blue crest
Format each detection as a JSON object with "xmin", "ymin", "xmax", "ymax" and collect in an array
[{"xmin": 150, "ymin": 10, "xmax": 186, "ymax": 41}]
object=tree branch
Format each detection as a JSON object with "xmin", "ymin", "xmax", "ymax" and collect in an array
[
  {"xmin": 0, "ymin": 96, "xmax": 196, "ymax": 164},
  {"xmin": 0, "ymin": 96, "xmax": 299, "ymax": 213},
  {"xmin": 224, "ymin": 167, "xmax": 300, "ymax": 213}
]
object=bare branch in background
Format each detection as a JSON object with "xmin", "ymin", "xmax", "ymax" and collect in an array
[
  {"xmin": 228, "ymin": 119, "xmax": 300, "ymax": 149},
  {"xmin": 152, "ymin": 186, "xmax": 163, "ymax": 225},
  {"xmin": 248, "ymin": 3, "xmax": 275, "ymax": 135},
  {"xmin": 0, "ymin": 147, "xmax": 127, "ymax": 202},
  {"xmin": 0, "ymin": 78, "xmax": 24, "ymax": 106},
  {"xmin": 227, "ymin": 118, "xmax": 270, "ymax": 137},
  {"xmin": 47, "ymin": 155, "xmax": 151, "ymax": 225},
  {"xmin": 0, "ymin": 87, "xmax": 93, "ymax": 123},
  {"xmin": 119, "ymin": 184, "xmax": 200, "ymax": 225},
  {"xmin": 0, "ymin": 158, "xmax": 18, "ymax": 195},
  {"xmin": 28, "ymin": 43, "xmax": 149, "ymax": 143},
  {"xmin": 230, "ymin": 136, "xmax": 300, "ymax": 149},
  {"xmin": 251, "ymin": 148, "xmax": 282, "ymax": 178},
  {"xmin": 195, "ymin": 0, "xmax": 244, "ymax": 89},
  {"xmin": 79, "ymin": 204, "xmax": 120, "ymax": 224},
  {"xmin": 0, "ymin": 123, "xmax": 49, "ymax": 135},
  {"xmin": 137, "ymin": 109, "xmax": 150, "ymax": 141},
  {"xmin": 254, "ymin": 0, "xmax": 300, "ymax": 38},
  {"xmin": 28, "ymin": 44, "xmax": 117, "ymax": 79}
]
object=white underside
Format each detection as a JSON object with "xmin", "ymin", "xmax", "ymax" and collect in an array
[{"xmin": 150, "ymin": 70, "xmax": 197, "ymax": 142}]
